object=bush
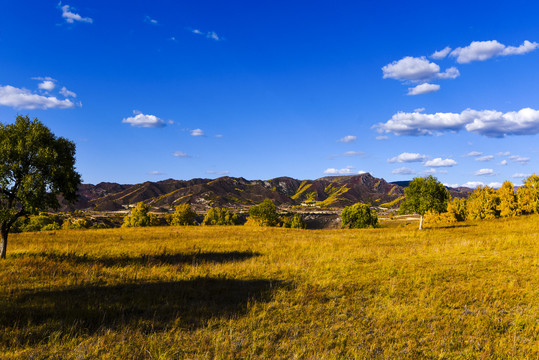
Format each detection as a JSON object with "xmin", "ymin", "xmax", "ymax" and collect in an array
[
  {"xmin": 122, "ymin": 202, "xmax": 160, "ymax": 227},
  {"xmin": 467, "ymin": 186, "xmax": 500, "ymax": 220},
  {"xmin": 248, "ymin": 199, "xmax": 280, "ymax": 226},
  {"xmin": 62, "ymin": 218, "xmax": 90, "ymax": 230},
  {"xmin": 446, "ymin": 197, "xmax": 467, "ymax": 222},
  {"xmin": 202, "ymin": 207, "xmax": 239, "ymax": 225},
  {"xmin": 341, "ymin": 203, "xmax": 378, "ymax": 229},
  {"xmin": 281, "ymin": 213, "xmax": 307, "ymax": 229},
  {"xmin": 169, "ymin": 204, "xmax": 197, "ymax": 226}
]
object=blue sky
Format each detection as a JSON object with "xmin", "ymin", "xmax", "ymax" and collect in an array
[{"xmin": 1, "ymin": 1, "xmax": 538, "ymax": 187}]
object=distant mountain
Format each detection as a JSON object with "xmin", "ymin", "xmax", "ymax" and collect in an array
[{"xmin": 61, "ymin": 173, "xmax": 472, "ymax": 212}]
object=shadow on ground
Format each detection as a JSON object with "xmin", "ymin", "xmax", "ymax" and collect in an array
[
  {"xmin": 22, "ymin": 250, "xmax": 261, "ymax": 266},
  {"xmin": 1, "ymin": 278, "xmax": 284, "ymax": 341}
]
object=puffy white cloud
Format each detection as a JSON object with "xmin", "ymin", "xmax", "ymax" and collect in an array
[
  {"xmin": 424, "ymin": 158, "xmax": 457, "ymax": 167},
  {"xmin": 465, "ymin": 151, "xmax": 482, "ymax": 157},
  {"xmin": 323, "ymin": 166, "xmax": 359, "ymax": 175},
  {"xmin": 60, "ymin": 86, "xmax": 77, "ymax": 98},
  {"xmin": 476, "ymin": 155, "xmax": 494, "ymax": 162},
  {"xmin": 488, "ymin": 182, "xmax": 503, "ymax": 189},
  {"xmin": 59, "ymin": 3, "xmax": 93, "ymax": 24},
  {"xmin": 338, "ymin": 135, "xmax": 356, "ymax": 143},
  {"xmin": 387, "ymin": 152, "xmax": 426, "ymax": 163},
  {"xmin": 190, "ymin": 128, "xmax": 205, "ymax": 136},
  {"xmin": 500, "ymin": 160, "xmax": 508, "ymax": 166},
  {"xmin": 407, "ymin": 83, "xmax": 440, "ymax": 96},
  {"xmin": 122, "ymin": 111, "xmax": 165, "ymax": 128},
  {"xmin": 474, "ymin": 168, "xmax": 496, "ymax": 176},
  {"xmin": 382, "ymin": 56, "xmax": 459, "ymax": 82},
  {"xmin": 206, "ymin": 170, "xmax": 230, "ymax": 175},
  {"xmin": 450, "ymin": 40, "xmax": 538, "ymax": 63},
  {"xmin": 509, "ymin": 155, "xmax": 530, "ymax": 164},
  {"xmin": 414, "ymin": 107, "xmax": 425, "ymax": 113},
  {"xmin": 374, "ymin": 107, "xmax": 539, "ymax": 138},
  {"xmin": 173, "ymin": 151, "xmax": 191, "ymax": 158},
  {"xmin": 431, "ymin": 46, "xmax": 452, "ymax": 59},
  {"xmin": 0, "ymin": 84, "xmax": 76, "ymax": 109},
  {"xmin": 38, "ymin": 80, "xmax": 56, "ymax": 91},
  {"xmin": 462, "ymin": 181, "xmax": 484, "ymax": 188},
  {"xmin": 444, "ymin": 183, "xmax": 459, "ymax": 188},
  {"xmin": 497, "ymin": 151, "xmax": 511, "ymax": 156},
  {"xmin": 512, "ymin": 173, "xmax": 530, "ymax": 179},
  {"xmin": 392, "ymin": 167, "xmax": 415, "ymax": 175}
]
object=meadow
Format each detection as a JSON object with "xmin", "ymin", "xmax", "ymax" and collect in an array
[{"xmin": 1, "ymin": 215, "xmax": 539, "ymax": 359}]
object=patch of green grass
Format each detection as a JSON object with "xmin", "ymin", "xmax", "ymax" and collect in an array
[{"xmin": 1, "ymin": 215, "xmax": 539, "ymax": 358}]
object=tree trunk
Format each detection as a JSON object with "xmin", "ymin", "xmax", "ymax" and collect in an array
[
  {"xmin": 419, "ymin": 215, "xmax": 424, "ymax": 230},
  {"xmin": 0, "ymin": 224, "xmax": 8, "ymax": 259}
]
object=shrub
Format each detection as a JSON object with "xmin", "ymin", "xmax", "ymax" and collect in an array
[
  {"xmin": 62, "ymin": 218, "xmax": 90, "ymax": 230},
  {"xmin": 341, "ymin": 203, "xmax": 378, "ymax": 229},
  {"xmin": 446, "ymin": 197, "xmax": 467, "ymax": 222},
  {"xmin": 202, "ymin": 207, "xmax": 239, "ymax": 225},
  {"xmin": 248, "ymin": 199, "xmax": 280, "ymax": 226},
  {"xmin": 169, "ymin": 204, "xmax": 197, "ymax": 226}
]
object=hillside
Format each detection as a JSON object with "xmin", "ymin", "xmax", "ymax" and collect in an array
[{"xmin": 62, "ymin": 173, "xmax": 471, "ymax": 212}]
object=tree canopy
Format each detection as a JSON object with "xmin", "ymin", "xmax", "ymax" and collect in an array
[
  {"xmin": 399, "ymin": 175, "xmax": 450, "ymax": 230},
  {"xmin": 0, "ymin": 115, "xmax": 81, "ymax": 258},
  {"xmin": 248, "ymin": 199, "xmax": 280, "ymax": 226},
  {"xmin": 341, "ymin": 203, "xmax": 378, "ymax": 229}
]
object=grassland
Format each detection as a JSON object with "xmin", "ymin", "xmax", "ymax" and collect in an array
[{"xmin": 1, "ymin": 215, "xmax": 539, "ymax": 359}]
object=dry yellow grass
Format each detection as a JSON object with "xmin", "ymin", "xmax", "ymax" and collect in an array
[{"xmin": 1, "ymin": 216, "xmax": 539, "ymax": 358}]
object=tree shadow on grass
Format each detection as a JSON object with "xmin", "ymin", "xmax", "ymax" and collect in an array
[
  {"xmin": 24, "ymin": 250, "xmax": 261, "ymax": 267},
  {"xmin": 1, "ymin": 278, "xmax": 285, "ymax": 343}
]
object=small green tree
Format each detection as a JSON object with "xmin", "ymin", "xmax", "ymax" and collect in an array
[
  {"xmin": 169, "ymin": 203, "xmax": 197, "ymax": 226},
  {"xmin": 122, "ymin": 202, "xmax": 160, "ymax": 227},
  {"xmin": 0, "ymin": 115, "xmax": 81, "ymax": 258},
  {"xmin": 341, "ymin": 203, "xmax": 378, "ymax": 229},
  {"xmin": 281, "ymin": 213, "xmax": 307, "ymax": 229},
  {"xmin": 202, "ymin": 207, "xmax": 239, "ymax": 225},
  {"xmin": 248, "ymin": 199, "xmax": 280, "ymax": 226},
  {"xmin": 399, "ymin": 176, "xmax": 450, "ymax": 230}
]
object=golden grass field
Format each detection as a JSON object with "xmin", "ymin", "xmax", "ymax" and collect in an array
[{"xmin": 1, "ymin": 215, "xmax": 539, "ymax": 359}]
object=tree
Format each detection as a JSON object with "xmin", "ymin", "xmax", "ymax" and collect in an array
[
  {"xmin": 169, "ymin": 203, "xmax": 197, "ymax": 226},
  {"xmin": 341, "ymin": 203, "xmax": 378, "ymax": 229},
  {"xmin": 122, "ymin": 202, "xmax": 160, "ymax": 227},
  {"xmin": 399, "ymin": 176, "xmax": 450, "ymax": 230},
  {"xmin": 202, "ymin": 207, "xmax": 239, "ymax": 225},
  {"xmin": 0, "ymin": 115, "xmax": 81, "ymax": 259},
  {"xmin": 446, "ymin": 197, "xmax": 467, "ymax": 222},
  {"xmin": 521, "ymin": 174, "xmax": 539, "ymax": 214},
  {"xmin": 248, "ymin": 199, "xmax": 280, "ymax": 226},
  {"xmin": 497, "ymin": 181, "xmax": 518, "ymax": 217},
  {"xmin": 466, "ymin": 186, "xmax": 500, "ymax": 220}
]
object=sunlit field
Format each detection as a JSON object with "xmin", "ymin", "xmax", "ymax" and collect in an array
[{"xmin": 2, "ymin": 216, "xmax": 539, "ymax": 359}]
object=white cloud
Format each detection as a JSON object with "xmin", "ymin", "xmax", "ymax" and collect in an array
[
  {"xmin": 488, "ymin": 182, "xmax": 503, "ymax": 189},
  {"xmin": 357, "ymin": 170, "xmax": 368, "ymax": 175},
  {"xmin": 190, "ymin": 128, "xmax": 205, "ymax": 136},
  {"xmin": 173, "ymin": 151, "xmax": 191, "ymax": 158},
  {"xmin": 148, "ymin": 171, "xmax": 165, "ymax": 175},
  {"xmin": 474, "ymin": 168, "xmax": 496, "ymax": 176},
  {"xmin": 509, "ymin": 155, "xmax": 530, "ymax": 164},
  {"xmin": 407, "ymin": 83, "xmax": 440, "ymax": 96},
  {"xmin": 191, "ymin": 29, "xmax": 222, "ymax": 41},
  {"xmin": 0, "ymin": 84, "xmax": 76, "ymax": 109},
  {"xmin": 323, "ymin": 166, "xmax": 358, "ymax": 175},
  {"xmin": 328, "ymin": 151, "xmax": 365, "ymax": 159},
  {"xmin": 60, "ymin": 86, "xmax": 77, "ymax": 98},
  {"xmin": 424, "ymin": 168, "xmax": 437, "ymax": 175},
  {"xmin": 424, "ymin": 158, "xmax": 457, "ymax": 167},
  {"xmin": 374, "ymin": 107, "xmax": 539, "ymax": 138},
  {"xmin": 215, "ymin": 134, "xmax": 223, "ymax": 138},
  {"xmin": 431, "ymin": 46, "xmax": 452, "ymax": 59},
  {"xmin": 206, "ymin": 170, "xmax": 230, "ymax": 175},
  {"xmin": 144, "ymin": 16, "xmax": 158, "ymax": 25},
  {"xmin": 387, "ymin": 152, "xmax": 426, "ymax": 163},
  {"xmin": 497, "ymin": 151, "xmax": 511, "ymax": 156},
  {"xmin": 444, "ymin": 183, "xmax": 459, "ymax": 188},
  {"xmin": 38, "ymin": 80, "xmax": 56, "ymax": 91},
  {"xmin": 382, "ymin": 56, "xmax": 459, "ymax": 82},
  {"xmin": 450, "ymin": 40, "xmax": 538, "ymax": 64},
  {"xmin": 59, "ymin": 3, "xmax": 93, "ymax": 24},
  {"xmin": 465, "ymin": 151, "xmax": 483, "ymax": 157},
  {"xmin": 462, "ymin": 181, "xmax": 484, "ymax": 188},
  {"xmin": 375, "ymin": 135, "xmax": 388, "ymax": 140},
  {"xmin": 476, "ymin": 155, "xmax": 494, "ymax": 162},
  {"xmin": 414, "ymin": 108, "xmax": 425, "ymax": 113},
  {"xmin": 122, "ymin": 111, "xmax": 165, "ymax": 128},
  {"xmin": 392, "ymin": 167, "xmax": 415, "ymax": 175},
  {"xmin": 512, "ymin": 173, "xmax": 530, "ymax": 179},
  {"xmin": 338, "ymin": 135, "xmax": 356, "ymax": 143},
  {"xmin": 500, "ymin": 160, "xmax": 508, "ymax": 166}
]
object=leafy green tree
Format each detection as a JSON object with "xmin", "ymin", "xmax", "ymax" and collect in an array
[
  {"xmin": 497, "ymin": 181, "xmax": 518, "ymax": 217},
  {"xmin": 399, "ymin": 176, "xmax": 450, "ymax": 230},
  {"xmin": 0, "ymin": 116, "xmax": 81, "ymax": 259},
  {"xmin": 122, "ymin": 202, "xmax": 160, "ymax": 227},
  {"xmin": 169, "ymin": 203, "xmax": 197, "ymax": 226},
  {"xmin": 202, "ymin": 207, "xmax": 239, "ymax": 225},
  {"xmin": 341, "ymin": 203, "xmax": 378, "ymax": 229},
  {"xmin": 248, "ymin": 199, "xmax": 280, "ymax": 226},
  {"xmin": 466, "ymin": 186, "xmax": 500, "ymax": 220}
]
